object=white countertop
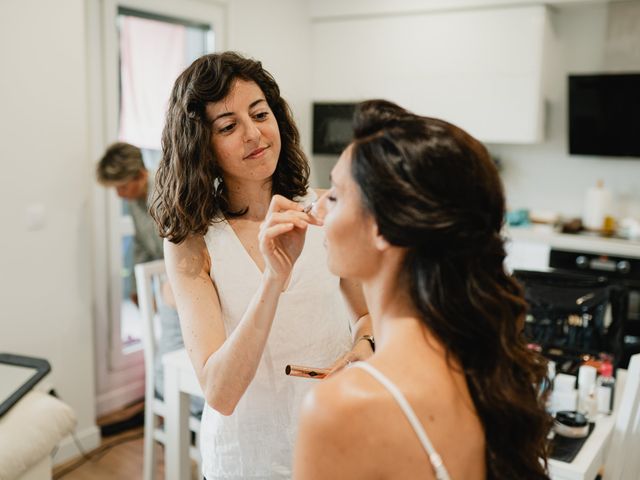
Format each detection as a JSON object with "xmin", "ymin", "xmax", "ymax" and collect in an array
[{"xmin": 505, "ymin": 224, "xmax": 640, "ymax": 258}]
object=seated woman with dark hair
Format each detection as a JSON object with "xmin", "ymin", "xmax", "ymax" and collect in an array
[{"xmin": 290, "ymin": 100, "xmax": 551, "ymax": 480}]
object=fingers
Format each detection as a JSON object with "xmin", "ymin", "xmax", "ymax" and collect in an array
[
  {"xmin": 268, "ymin": 211, "xmax": 309, "ymax": 230},
  {"xmin": 326, "ymin": 352, "xmax": 355, "ymax": 377},
  {"xmin": 269, "ymin": 195, "xmax": 324, "ymax": 226},
  {"xmin": 302, "ymin": 202, "xmax": 324, "ymax": 226},
  {"xmin": 312, "ymin": 191, "xmax": 331, "ymax": 222},
  {"xmin": 326, "ymin": 341, "xmax": 374, "ymax": 377},
  {"xmin": 269, "ymin": 194, "xmax": 303, "ymax": 213},
  {"xmin": 259, "ymin": 222, "xmax": 295, "ymax": 244}
]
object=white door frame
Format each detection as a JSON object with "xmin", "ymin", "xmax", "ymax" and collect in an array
[{"xmin": 87, "ymin": 0, "xmax": 227, "ymax": 415}]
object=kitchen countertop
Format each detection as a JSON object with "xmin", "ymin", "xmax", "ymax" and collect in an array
[{"xmin": 505, "ymin": 224, "xmax": 640, "ymax": 258}]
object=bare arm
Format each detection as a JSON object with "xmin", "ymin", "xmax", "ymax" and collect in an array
[
  {"xmin": 165, "ymin": 195, "xmax": 318, "ymax": 415},
  {"xmin": 328, "ymin": 278, "xmax": 373, "ymax": 373},
  {"xmin": 164, "ymin": 235, "xmax": 286, "ymax": 415},
  {"xmin": 340, "ymin": 277, "xmax": 372, "ymax": 339}
]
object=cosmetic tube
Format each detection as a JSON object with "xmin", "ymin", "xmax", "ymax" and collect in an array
[{"xmin": 285, "ymin": 364, "xmax": 329, "ymax": 379}]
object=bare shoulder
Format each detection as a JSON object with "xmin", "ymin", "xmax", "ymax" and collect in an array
[
  {"xmin": 301, "ymin": 366, "xmax": 372, "ymax": 421},
  {"xmin": 294, "ymin": 365, "xmax": 386, "ymax": 479}
]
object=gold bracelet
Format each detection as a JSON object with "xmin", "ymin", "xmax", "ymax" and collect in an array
[{"xmin": 355, "ymin": 334, "xmax": 375, "ymax": 352}]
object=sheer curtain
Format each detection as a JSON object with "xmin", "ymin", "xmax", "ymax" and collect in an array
[{"xmin": 118, "ymin": 16, "xmax": 186, "ymax": 150}]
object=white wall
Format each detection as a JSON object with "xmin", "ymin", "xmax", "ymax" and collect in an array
[
  {"xmin": 0, "ymin": 0, "xmax": 99, "ymax": 459},
  {"xmin": 227, "ymin": 0, "xmax": 315, "ymax": 183},
  {"xmin": 490, "ymin": 3, "xmax": 640, "ymax": 219}
]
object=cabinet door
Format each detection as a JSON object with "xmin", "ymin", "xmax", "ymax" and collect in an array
[{"xmin": 311, "ymin": 5, "xmax": 549, "ymax": 143}]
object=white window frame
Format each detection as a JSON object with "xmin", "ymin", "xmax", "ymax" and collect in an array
[{"xmin": 88, "ymin": 0, "xmax": 227, "ymax": 415}]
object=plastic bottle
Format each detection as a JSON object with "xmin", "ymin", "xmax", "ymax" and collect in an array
[
  {"xmin": 550, "ymin": 373, "xmax": 578, "ymax": 413},
  {"xmin": 597, "ymin": 361, "xmax": 616, "ymax": 414},
  {"xmin": 583, "ymin": 180, "xmax": 612, "ymax": 231},
  {"xmin": 577, "ymin": 365, "xmax": 597, "ymax": 413},
  {"xmin": 584, "ymin": 384, "xmax": 598, "ymax": 421}
]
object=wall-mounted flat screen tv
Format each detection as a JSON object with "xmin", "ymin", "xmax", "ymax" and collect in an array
[
  {"xmin": 313, "ymin": 103, "xmax": 356, "ymax": 154},
  {"xmin": 568, "ymin": 73, "xmax": 640, "ymax": 158}
]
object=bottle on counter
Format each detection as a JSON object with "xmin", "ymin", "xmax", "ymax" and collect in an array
[
  {"xmin": 577, "ymin": 364, "xmax": 597, "ymax": 415},
  {"xmin": 597, "ymin": 361, "xmax": 616, "ymax": 414},
  {"xmin": 583, "ymin": 180, "xmax": 612, "ymax": 231},
  {"xmin": 550, "ymin": 373, "xmax": 578, "ymax": 414},
  {"xmin": 584, "ymin": 385, "xmax": 598, "ymax": 421}
]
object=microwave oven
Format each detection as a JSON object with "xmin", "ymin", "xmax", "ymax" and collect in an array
[{"xmin": 312, "ymin": 103, "xmax": 356, "ymax": 154}]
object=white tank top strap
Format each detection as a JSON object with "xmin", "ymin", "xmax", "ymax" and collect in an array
[{"xmin": 350, "ymin": 362, "xmax": 452, "ymax": 480}]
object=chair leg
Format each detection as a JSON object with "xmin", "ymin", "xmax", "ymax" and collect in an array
[
  {"xmin": 143, "ymin": 407, "xmax": 157, "ymax": 480},
  {"xmin": 195, "ymin": 442, "xmax": 202, "ymax": 480}
]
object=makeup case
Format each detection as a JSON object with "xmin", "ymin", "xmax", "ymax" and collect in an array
[{"xmin": 513, "ymin": 270, "xmax": 627, "ymax": 374}]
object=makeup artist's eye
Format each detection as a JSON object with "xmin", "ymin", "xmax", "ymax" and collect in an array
[
  {"xmin": 218, "ymin": 122, "xmax": 236, "ymax": 133},
  {"xmin": 254, "ymin": 111, "xmax": 270, "ymax": 121}
]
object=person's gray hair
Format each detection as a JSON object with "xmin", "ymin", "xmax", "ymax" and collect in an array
[{"xmin": 96, "ymin": 142, "xmax": 145, "ymax": 184}]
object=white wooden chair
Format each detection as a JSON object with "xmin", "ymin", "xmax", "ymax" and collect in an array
[
  {"xmin": 603, "ymin": 353, "xmax": 640, "ymax": 480},
  {"xmin": 135, "ymin": 259, "xmax": 201, "ymax": 480}
]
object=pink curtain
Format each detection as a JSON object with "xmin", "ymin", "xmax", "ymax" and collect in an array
[{"xmin": 118, "ymin": 16, "xmax": 186, "ymax": 150}]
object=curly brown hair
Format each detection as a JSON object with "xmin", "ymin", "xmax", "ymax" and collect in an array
[
  {"xmin": 150, "ymin": 52, "xmax": 309, "ymax": 243},
  {"xmin": 351, "ymin": 100, "xmax": 552, "ymax": 479}
]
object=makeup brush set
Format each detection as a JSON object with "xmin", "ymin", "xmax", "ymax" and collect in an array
[{"xmin": 513, "ymin": 269, "xmax": 627, "ymax": 374}]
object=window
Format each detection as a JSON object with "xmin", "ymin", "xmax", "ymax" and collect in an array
[
  {"xmin": 91, "ymin": 0, "xmax": 225, "ymax": 414},
  {"xmin": 115, "ymin": 10, "xmax": 213, "ymax": 350}
]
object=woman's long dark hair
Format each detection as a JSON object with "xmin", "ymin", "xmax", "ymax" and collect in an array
[
  {"xmin": 150, "ymin": 52, "xmax": 309, "ymax": 243},
  {"xmin": 351, "ymin": 100, "xmax": 551, "ymax": 479}
]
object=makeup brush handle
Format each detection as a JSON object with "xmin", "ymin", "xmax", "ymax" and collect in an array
[{"xmin": 285, "ymin": 364, "xmax": 330, "ymax": 379}]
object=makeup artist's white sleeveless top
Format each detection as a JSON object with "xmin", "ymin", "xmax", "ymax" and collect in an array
[{"xmin": 200, "ymin": 192, "xmax": 352, "ymax": 480}]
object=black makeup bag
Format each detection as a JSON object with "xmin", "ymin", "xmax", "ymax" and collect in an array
[{"xmin": 513, "ymin": 269, "xmax": 627, "ymax": 373}]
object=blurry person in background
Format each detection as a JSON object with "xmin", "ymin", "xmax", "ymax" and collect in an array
[
  {"xmin": 96, "ymin": 142, "xmax": 163, "ymax": 305},
  {"xmin": 96, "ymin": 142, "xmax": 203, "ymax": 415},
  {"xmin": 97, "ymin": 142, "xmax": 158, "ymax": 306}
]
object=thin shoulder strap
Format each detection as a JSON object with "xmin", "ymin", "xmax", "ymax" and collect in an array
[{"xmin": 351, "ymin": 362, "xmax": 452, "ymax": 480}]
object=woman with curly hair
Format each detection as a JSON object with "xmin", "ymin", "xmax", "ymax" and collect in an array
[
  {"xmin": 151, "ymin": 52, "xmax": 372, "ymax": 479},
  {"xmin": 293, "ymin": 100, "xmax": 551, "ymax": 480}
]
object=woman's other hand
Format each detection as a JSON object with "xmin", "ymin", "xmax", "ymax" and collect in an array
[
  {"xmin": 259, "ymin": 195, "xmax": 321, "ymax": 284},
  {"xmin": 327, "ymin": 333, "xmax": 374, "ymax": 376}
]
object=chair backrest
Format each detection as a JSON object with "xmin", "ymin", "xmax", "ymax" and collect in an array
[
  {"xmin": 604, "ymin": 353, "xmax": 640, "ymax": 480},
  {"xmin": 135, "ymin": 259, "xmax": 168, "ymax": 402}
]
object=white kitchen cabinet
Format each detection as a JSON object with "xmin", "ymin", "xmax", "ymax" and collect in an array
[{"xmin": 311, "ymin": 5, "xmax": 552, "ymax": 143}]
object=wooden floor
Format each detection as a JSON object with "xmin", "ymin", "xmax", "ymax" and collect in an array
[
  {"xmin": 53, "ymin": 427, "xmax": 149, "ymax": 479},
  {"xmin": 52, "ymin": 403, "xmax": 199, "ymax": 480}
]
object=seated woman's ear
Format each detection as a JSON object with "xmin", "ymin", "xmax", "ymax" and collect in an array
[{"xmin": 373, "ymin": 225, "xmax": 391, "ymax": 252}]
